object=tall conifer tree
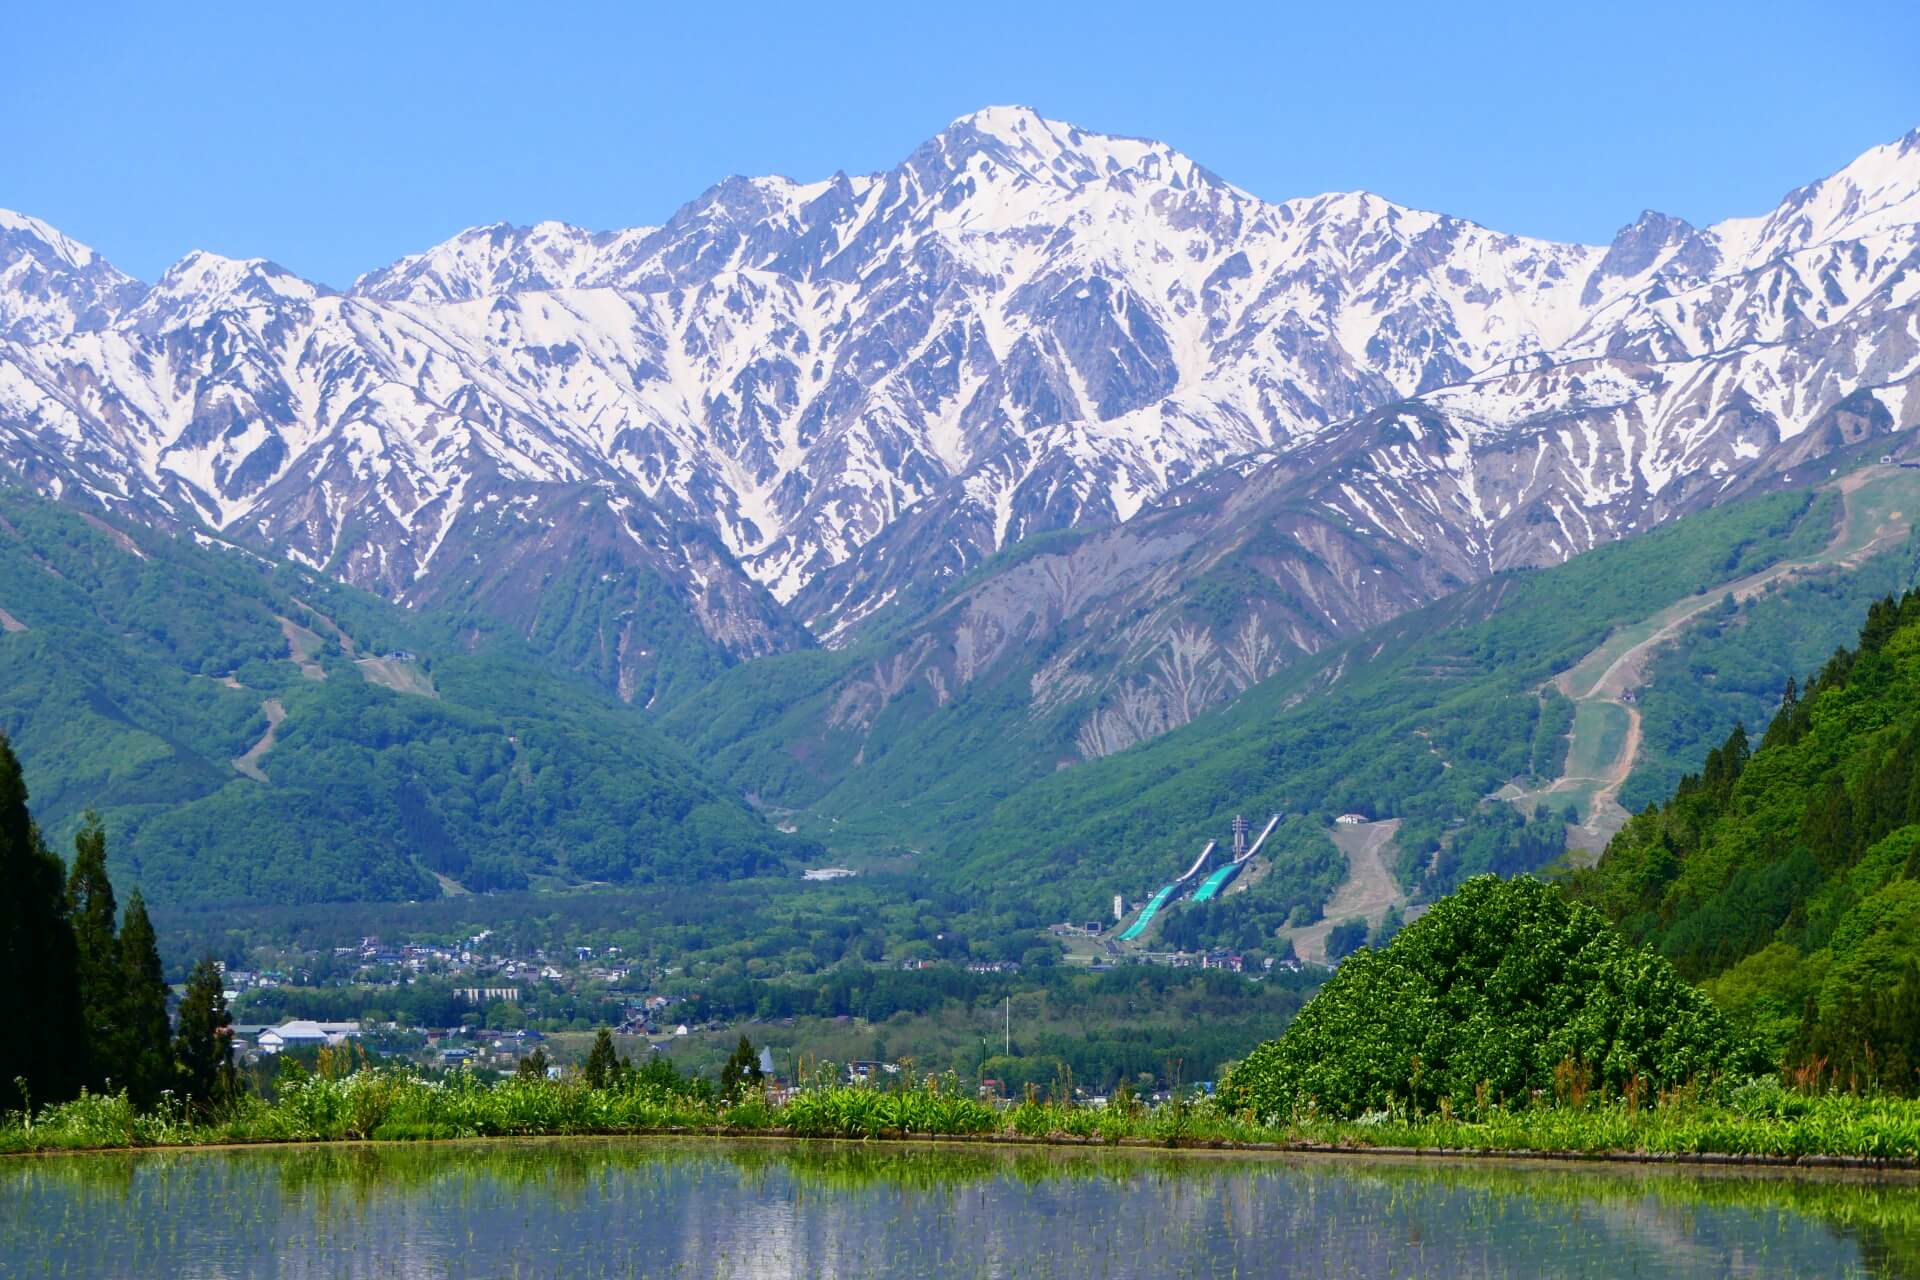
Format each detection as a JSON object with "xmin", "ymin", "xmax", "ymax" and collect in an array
[
  {"xmin": 719, "ymin": 1035, "xmax": 762, "ymax": 1099},
  {"xmin": 0, "ymin": 736, "xmax": 83, "ymax": 1111},
  {"xmin": 65, "ymin": 814, "xmax": 120, "ymax": 1092},
  {"xmin": 584, "ymin": 1028, "xmax": 619, "ymax": 1089},
  {"xmin": 173, "ymin": 956, "xmax": 235, "ymax": 1111},
  {"xmin": 116, "ymin": 891, "xmax": 174, "ymax": 1108}
]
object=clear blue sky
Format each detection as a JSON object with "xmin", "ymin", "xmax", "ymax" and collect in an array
[{"xmin": 8, "ymin": 0, "xmax": 1916, "ymax": 288}]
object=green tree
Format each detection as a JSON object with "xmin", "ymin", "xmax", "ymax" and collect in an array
[
  {"xmin": 1758, "ymin": 678, "xmax": 1799, "ymax": 751},
  {"xmin": 719, "ymin": 1034, "xmax": 763, "ymax": 1100},
  {"xmin": 515, "ymin": 1045, "xmax": 551, "ymax": 1079},
  {"xmin": 65, "ymin": 814, "xmax": 119, "ymax": 1093},
  {"xmin": 1325, "ymin": 918, "xmax": 1369, "ymax": 961},
  {"xmin": 173, "ymin": 956, "xmax": 235, "ymax": 1112},
  {"xmin": 115, "ymin": 892, "xmax": 174, "ymax": 1109},
  {"xmin": 1222, "ymin": 876, "xmax": 1760, "ymax": 1121},
  {"xmin": 1803, "ymin": 776, "xmax": 1857, "ymax": 871},
  {"xmin": 633, "ymin": 1051, "xmax": 703, "ymax": 1100},
  {"xmin": 0, "ymin": 736, "xmax": 83, "ymax": 1111},
  {"xmin": 583, "ymin": 1028, "xmax": 619, "ymax": 1089}
]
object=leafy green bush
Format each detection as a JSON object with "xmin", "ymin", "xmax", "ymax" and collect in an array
[
  {"xmin": 1221, "ymin": 876, "xmax": 1762, "ymax": 1121},
  {"xmin": 777, "ymin": 1081, "xmax": 996, "ymax": 1138}
]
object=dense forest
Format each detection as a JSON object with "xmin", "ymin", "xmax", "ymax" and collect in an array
[
  {"xmin": 1572, "ymin": 586, "xmax": 1920, "ymax": 1092},
  {"xmin": 1621, "ymin": 528, "xmax": 1920, "ymax": 811}
]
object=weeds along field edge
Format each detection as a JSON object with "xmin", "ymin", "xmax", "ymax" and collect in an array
[{"xmin": 8, "ymin": 1071, "xmax": 1920, "ymax": 1167}]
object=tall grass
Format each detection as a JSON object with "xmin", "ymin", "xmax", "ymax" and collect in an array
[{"xmin": 6, "ymin": 1068, "xmax": 1920, "ymax": 1163}]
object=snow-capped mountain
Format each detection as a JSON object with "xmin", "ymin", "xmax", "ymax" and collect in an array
[
  {"xmin": 0, "ymin": 109, "xmax": 1914, "ymax": 711},
  {"xmin": 353, "ymin": 220, "xmax": 658, "ymax": 304},
  {"xmin": 122, "ymin": 250, "xmax": 334, "ymax": 333},
  {"xmin": 0, "ymin": 209, "xmax": 145, "ymax": 345}
]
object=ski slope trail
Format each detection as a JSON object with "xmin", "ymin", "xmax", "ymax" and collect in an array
[
  {"xmin": 1286, "ymin": 819, "xmax": 1404, "ymax": 966},
  {"xmin": 232, "ymin": 698, "xmax": 286, "ymax": 782},
  {"xmin": 1514, "ymin": 465, "xmax": 1920, "ymax": 854}
]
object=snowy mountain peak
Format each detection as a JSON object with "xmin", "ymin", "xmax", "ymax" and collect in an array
[
  {"xmin": 942, "ymin": 104, "xmax": 1111, "ymax": 174},
  {"xmin": 154, "ymin": 249, "xmax": 325, "ymax": 298},
  {"xmin": 1801, "ymin": 126, "xmax": 1920, "ymax": 224},
  {"xmin": 351, "ymin": 218, "xmax": 639, "ymax": 303},
  {"xmin": 1716, "ymin": 124, "xmax": 1920, "ymax": 268},
  {"xmin": 929, "ymin": 104, "xmax": 1210, "ymax": 195},
  {"xmin": 0, "ymin": 208, "xmax": 145, "ymax": 343},
  {"xmin": 127, "ymin": 251, "xmax": 331, "ymax": 330},
  {"xmin": 949, "ymin": 103, "xmax": 1054, "ymax": 140},
  {"xmin": 1581, "ymin": 208, "xmax": 1720, "ymax": 304},
  {"xmin": 0, "ymin": 208, "xmax": 109, "ymax": 271}
]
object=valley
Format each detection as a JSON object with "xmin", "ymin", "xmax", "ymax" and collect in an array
[
  {"xmin": 11, "ymin": 16, "xmax": 1920, "ymax": 1280},
  {"xmin": 0, "ymin": 94, "xmax": 1914, "ymax": 1125}
]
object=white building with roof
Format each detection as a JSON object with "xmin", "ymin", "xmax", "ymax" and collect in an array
[{"xmin": 257, "ymin": 1020, "xmax": 361, "ymax": 1055}]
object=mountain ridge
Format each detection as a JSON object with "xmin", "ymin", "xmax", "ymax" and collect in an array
[{"xmin": 0, "ymin": 109, "xmax": 1914, "ymax": 716}]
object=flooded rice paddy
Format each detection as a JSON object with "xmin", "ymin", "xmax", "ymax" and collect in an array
[{"xmin": 4, "ymin": 1138, "xmax": 1919, "ymax": 1278}]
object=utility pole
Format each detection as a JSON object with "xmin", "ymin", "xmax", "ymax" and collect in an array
[{"xmin": 1004, "ymin": 995, "xmax": 1011, "ymax": 1056}]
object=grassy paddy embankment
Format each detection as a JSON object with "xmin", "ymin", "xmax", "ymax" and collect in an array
[{"xmin": 10, "ymin": 1070, "xmax": 1920, "ymax": 1171}]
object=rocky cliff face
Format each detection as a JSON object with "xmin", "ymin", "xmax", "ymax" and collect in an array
[{"xmin": 0, "ymin": 110, "xmax": 1914, "ymax": 713}]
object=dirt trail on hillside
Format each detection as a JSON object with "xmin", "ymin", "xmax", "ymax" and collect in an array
[
  {"xmin": 232, "ymin": 699, "xmax": 286, "ymax": 782},
  {"xmin": 291, "ymin": 598, "xmax": 357, "ymax": 654},
  {"xmin": 1567, "ymin": 708, "xmax": 1644, "ymax": 851},
  {"xmin": 277, "ymin": 616, "xmax": 328, "ymax": 680},
  {"xmin": 77, "ymin": 512, "xmax": 146, "ymax": 559},
  {"xmin": 1286, "ymin": 820, "xmax": 1404, "ymax": 965},
  {"xmin": 1523, "ymin": 466, "xmax": 1918, "ymax": 854}
]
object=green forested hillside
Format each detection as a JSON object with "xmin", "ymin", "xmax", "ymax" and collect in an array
[
  {"xmin": 1572, "ymin": 587, "xmax": 1920, "ymax": 1090},
  {"xmin": 664, "ymin": 485, "xmax": 1843, "ymax": 948},
  {"xmin": 1621, "ymin": 529, "xmax": 1920, "ymax": 810},
  {"xmin": 1, "ymin": 462, "xmax": 1893, "ymax": 951},
  {"xmin": 924, "ymin": 489, "xmax": 1836, "ymax": 922},
  {"xmin": 667, "ymin": 487, "xmax": 1843, "ymax": 944},
  {"xmin": 658, "ymin": 623, "xmax": 1081, "ymax": 845},
  {"xmin": 0, "ymin": 492, "xmax": 810, "ymax": 905}
]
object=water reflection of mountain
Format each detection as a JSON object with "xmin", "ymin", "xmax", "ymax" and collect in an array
[{"xmin": 3, "ymin": 1141, "xmax": 1912, "ymax": 1278}]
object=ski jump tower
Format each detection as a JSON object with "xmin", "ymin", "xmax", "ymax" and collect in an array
[
  {"xmin": 1191, "ymin": 813, "xmax": 1279, "ymax": 902},
  {"xmin": 1117, "ymin": 813, "xmax": 1281, "ymax": 940}
]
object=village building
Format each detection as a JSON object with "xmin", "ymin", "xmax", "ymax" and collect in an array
[{"xmin": 256, "ymin": 1020, "xmax": 362, "ymax": 1055}]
